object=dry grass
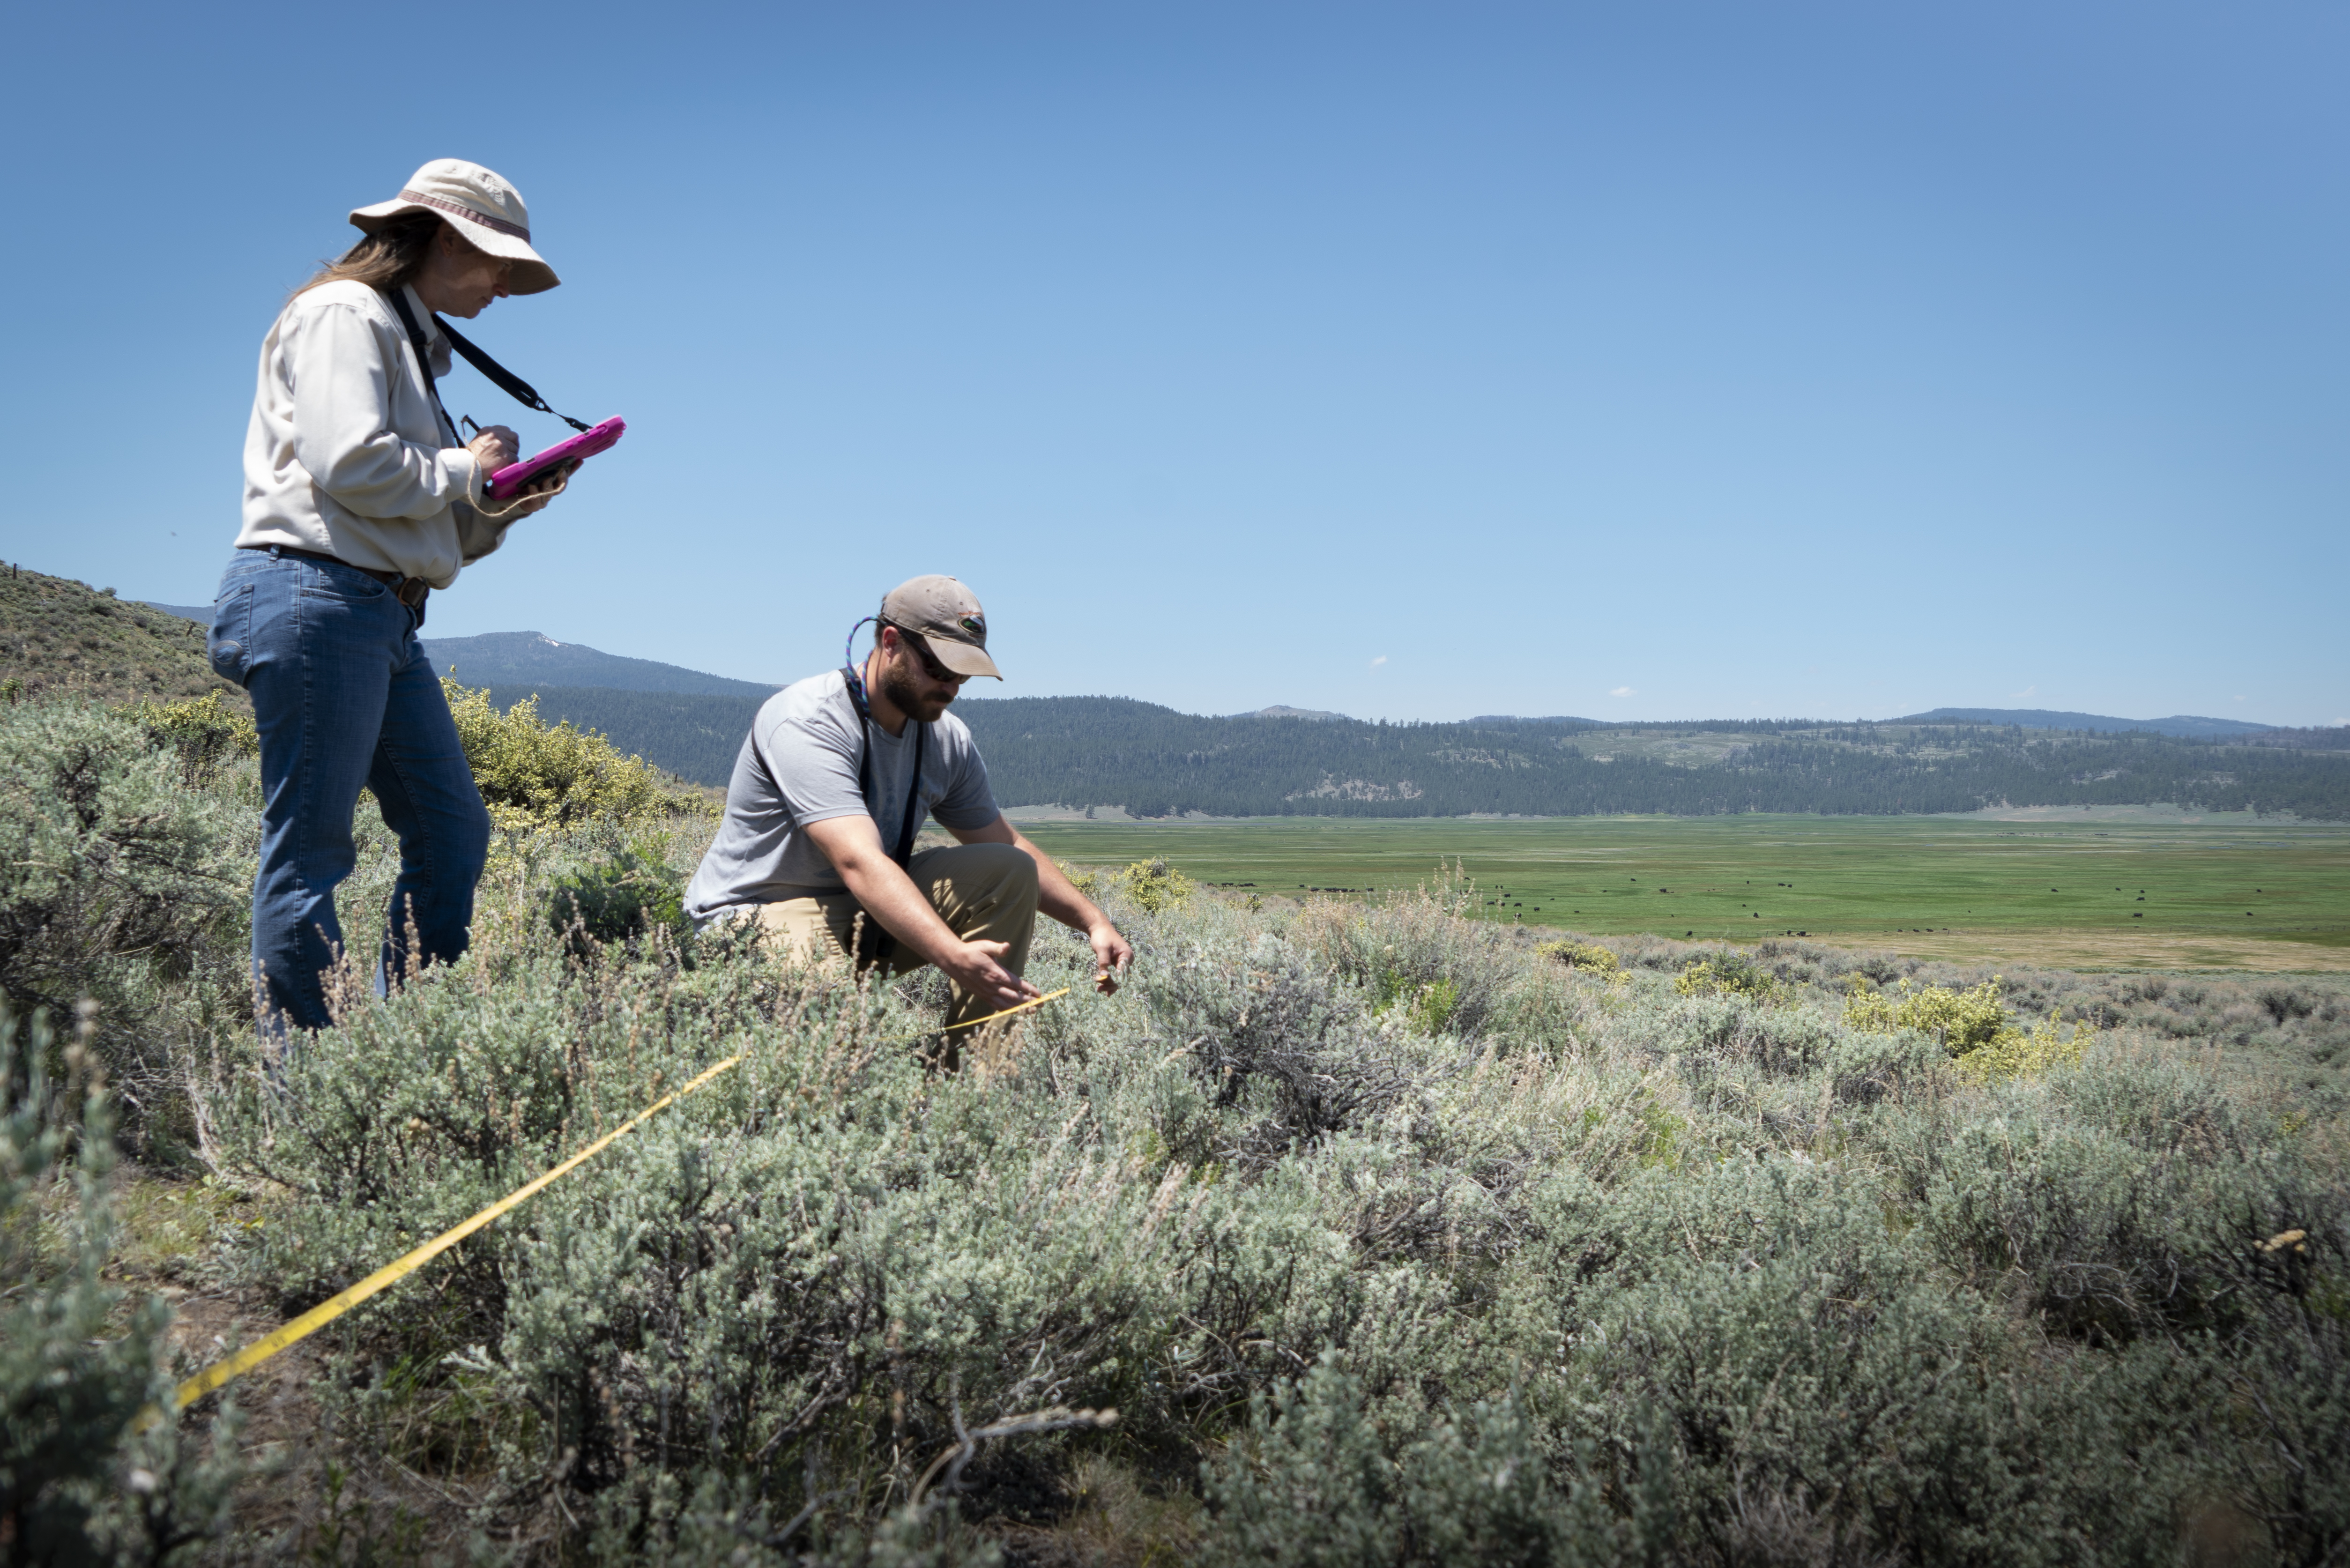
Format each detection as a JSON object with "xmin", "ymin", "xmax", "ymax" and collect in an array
[{"xmin": 1802, "ymin": 925, "xmax": 2350, "ymax": 973}]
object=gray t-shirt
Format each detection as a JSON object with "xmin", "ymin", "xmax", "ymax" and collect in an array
[{"xmin": 684, "ymin": 669, "xmax": 999, "ymax": 924}]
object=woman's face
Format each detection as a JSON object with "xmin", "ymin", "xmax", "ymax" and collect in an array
[{"xmin": 412, "ymin": 223, "xmax": 513, "ymax": 318}]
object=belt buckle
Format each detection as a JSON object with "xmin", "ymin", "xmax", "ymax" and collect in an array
[{"xmin": 395, "ymin": 577, "xmax": 429, "ymax": 609}]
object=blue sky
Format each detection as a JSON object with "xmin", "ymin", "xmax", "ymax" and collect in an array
[{"xmin": 3, "ymin": 2, "xmax": 2342, "ymax": 726}]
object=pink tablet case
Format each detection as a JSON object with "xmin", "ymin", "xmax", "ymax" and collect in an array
[{"xmin": 486, "ymin": 417, "xmax": 626, "ymax": 499}]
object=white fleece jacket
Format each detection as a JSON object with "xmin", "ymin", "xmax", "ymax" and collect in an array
[{"xmin": 234, "ymin": 281, "xmax": 506, "ymax": 587}]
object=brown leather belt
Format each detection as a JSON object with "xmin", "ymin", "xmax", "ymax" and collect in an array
[{"xmin": 245, "ymin": 544, "xmax": 430, "ymax": 608}]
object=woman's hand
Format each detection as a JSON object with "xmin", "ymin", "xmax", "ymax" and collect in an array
[
  {"xmin": 501, "ymin": 462, "xmax": 574, "ymax": 519},
  {"xmin": 464, "ymin": 424, "xmax": 521, "ymax": 475}
]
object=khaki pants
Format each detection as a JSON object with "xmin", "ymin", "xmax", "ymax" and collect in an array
[{"xmin": 752, "ymin": 842, "xmax": 1040, "ymax": 1038}]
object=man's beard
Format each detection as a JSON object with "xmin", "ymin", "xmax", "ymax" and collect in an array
[{"xmin": 880, "ymin": 663, "xmax": 952, "ymax": 723}]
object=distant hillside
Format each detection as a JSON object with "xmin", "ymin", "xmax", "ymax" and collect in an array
[
  {"xmin": 3, "ymin": 567, "xmax": 236, "ymax": 704},
  {"xmin": 136, "ymin": 609, "xmax": 779, "ymax": 700},
  {"xmin": 424, "ymin": 631, "xmax": 777, "ymax": 696},
  {"xmin": 1890, "ymin": 706, "xmax": 2276, "ymax": 740}
]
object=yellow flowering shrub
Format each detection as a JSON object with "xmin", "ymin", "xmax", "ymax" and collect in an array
[
  {"xmin": 1537, "ymin": 940, "xmax": 1622, "ymax": 976},
  {"xmin": 1844, "ymin": 974, "xmax": 2090, "ymax": 1081},
  {"xmin": 126, "ymin": 688, "xmax": 257, "ymax": 787},
  {"xmin": 441, "ymin": 679, "xmax": 696, "ymax": 832},
  {"xmin": 1952, "ymin": 1009, "xmax": 2089, "ymax": 1083},
  {"xmin": 1109, "ymin": 857, "xmax": 1196, "ymax": 915},
  {"xmin": 1843, "ymin": 975, "xmax": 2011, "ymax": 1052},
  {"xmin": 1676, "ymin": 953, "xmax": 1784, "ymax": 1003}
]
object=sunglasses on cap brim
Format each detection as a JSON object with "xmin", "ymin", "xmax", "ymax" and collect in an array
[{"xmin": 892, "ymin": 626, "xmax": 971, "ymax": 683}]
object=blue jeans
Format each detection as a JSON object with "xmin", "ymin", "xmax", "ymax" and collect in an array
[{"xmin": 209, "ymin": 548, "xmax": 491, "ymax": 1033}]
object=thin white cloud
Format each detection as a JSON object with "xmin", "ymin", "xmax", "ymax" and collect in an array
[
  {"xmin": 2232, "ymin": 695, "xmax": 2247, "ymax": 703},
  {"xmin": 1369, "ymin": 654, "xmax": 1387, "ymax": 667},
  {"xmin": 1610, "ymin": 685, "xmax": 1635, "ymax": 698},
  {"xmin": 2009, "ymin": 683, "xmax": 2037, "ymax": 699}
]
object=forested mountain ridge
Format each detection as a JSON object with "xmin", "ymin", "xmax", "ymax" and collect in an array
[
  {"xmin": 443, "ymin": 684, "xmax": 2350, "ymax": 819},
  {"xmin": 78, "ymin": 589, "xmax": 2350, "ymax": 818},
  {"xmin": 477, "ymin": 685, "xmax": 761, "ymax": 786},
  {"xmin": 953, "ymin": 699, "xmax": 2350, "ymax": 819}
]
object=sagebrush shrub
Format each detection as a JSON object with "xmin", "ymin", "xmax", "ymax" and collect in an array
[
  {"xmin": 6, "ymin": 683, "xmax": 2332, "ymax": 1563},
  {"xmin": 1294, "ymin": 869, "xmax": 1522, "ymax": 1043},
  {"xmin": 0, "ymin": 1003, "xmax": 243, "ymax": 1563},
  {"xmin": 0, "ymin": 703, "xmax": 243, "ymax": 1124},
  {"xmin": 545, "ymin": 842, "xmax": 690, "ymax": 954}
]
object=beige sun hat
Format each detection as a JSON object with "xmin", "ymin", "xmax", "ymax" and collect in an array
[{"xmin": 349, "ymin": 159, "xmax": 559, "ymax": 294}]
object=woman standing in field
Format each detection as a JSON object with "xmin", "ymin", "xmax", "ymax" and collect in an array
[{"xmin": 211, "ymin": 159, "xmax": 571, "ymax": 1036}]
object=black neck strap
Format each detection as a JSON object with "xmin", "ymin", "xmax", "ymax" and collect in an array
[
  {"xmin": 385, "ymin": 286, "xmax": 461, "ymax": 445},
  {"xmin": 840, "ymin": 664, "xmax": 926, "ymax": 871},
  {"xmin": 385, "ymin": 286, "xmax": 592, "ymax": 435}
]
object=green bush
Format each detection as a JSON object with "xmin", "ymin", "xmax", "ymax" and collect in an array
[{"xmin": 1108, "ymin": 857, "xmax": 1195, "ymax": 915}]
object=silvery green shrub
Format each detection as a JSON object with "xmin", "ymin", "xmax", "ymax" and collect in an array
[
  {"xmin": 0, "ymin": 703, "xmax": 244, "ymax": 1130},
  {"xmin": 146, "ymin": 798, "xmax": 2345, "ymax": 1562},
  {"xmin": 0, "ymin": 1003, "xmax": 243, "ymax": 1564}
]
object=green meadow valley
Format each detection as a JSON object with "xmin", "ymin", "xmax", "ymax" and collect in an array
[{"xmin": 1015, "ymin": 813, "xmax": 2350, "ymax": 972}]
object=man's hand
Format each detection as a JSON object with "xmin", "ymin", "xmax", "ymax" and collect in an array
[
  {"xmin": 1087, "ymin": 922, "xmax": 1134, "ymax": 995},
  {"xmin": 946, "ymin": 815, "xmax": 1136, "ymax": 995},
  {"xmin": 465, "ymin": 424, "xmax": 520, "ymax": 473},
  {"xmin": 939, "ymin": 938, "xmax": 1041, "ymax": 1014}
]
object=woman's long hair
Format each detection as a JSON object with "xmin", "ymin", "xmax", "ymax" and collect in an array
[{"xmin": 292, "ymin": 211, "xmax": 444, "ymax": 299}]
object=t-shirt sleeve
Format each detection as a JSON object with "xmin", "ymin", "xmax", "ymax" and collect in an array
[
  {"xmin": 930, "ymin": 734, "xmax": 999, "ymax": 830},
  {"xmin": 765, "ymin": 697, "xmax": 871, "ymax": 827}
]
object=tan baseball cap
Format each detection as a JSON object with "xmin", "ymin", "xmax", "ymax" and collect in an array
[
  {"xmin": 880, "ymin": 575, "xmax": 1000, "ymax": 679},
  {"xmin": 350, "ymin": 159, "xmax": 560, "ymax": 295}
]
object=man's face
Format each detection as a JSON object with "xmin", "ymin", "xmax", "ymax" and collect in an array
[{"xmin": 878, "ymin": 628, "xmax": 968, "ymax": 722}]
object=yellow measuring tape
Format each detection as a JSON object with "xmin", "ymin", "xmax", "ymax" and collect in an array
[{"xmin": 144, "ymin": 987, "xmax": 1070, "ymax": 1427}]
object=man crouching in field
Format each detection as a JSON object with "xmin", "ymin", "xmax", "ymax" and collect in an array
[{"xmin": 684, "ymin": 576, "xmax": 1131, "ymax": 1061}]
